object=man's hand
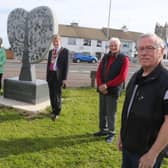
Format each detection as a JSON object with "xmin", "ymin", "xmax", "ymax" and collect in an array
[
  {"xmin": 138, "ymin": 151, "xmax": 157, "ymax": 168},
  {"xmin": 117, "ymin": 135, "xmax": 123, "ymax": 151},
  {"xmin": 98, "ymin": 84, "xmax": 108, "ymax": 95},
  {"xmin": 138, "ymin": 116, "xmax": 168, "ymax": 168},
  {"xmin": 62, "ymin": 80, "xmax": 67, "ymax": 89}
]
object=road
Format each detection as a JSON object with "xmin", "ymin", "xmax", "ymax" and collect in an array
[{"xmin": 3, "ymin": 60, "xmax": 140, "ymax": 88}]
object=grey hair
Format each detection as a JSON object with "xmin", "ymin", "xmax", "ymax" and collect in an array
[
  {"xmin": 137, "ymin": 33, "xmax": 165, "ymax": 48},
  {"xmin": 109, "ymin": 37, "xmax": 121, "ymax": 46},
  {"xmin": 52, "ymin": 34, "xmax": 61, "ymax": 40}
]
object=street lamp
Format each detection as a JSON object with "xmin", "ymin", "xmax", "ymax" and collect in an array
[
  {"xmin": 105, "ymin": 0, "xmax": 112, "ymax": 53},
  {"xmin": 107, "ymin": 0, "xmax": 112, "ymax": 40}
]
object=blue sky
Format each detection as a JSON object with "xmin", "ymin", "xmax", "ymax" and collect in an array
[{"xmin": 0, "ymin": 0, "xmax": 168, "ymax": 48}]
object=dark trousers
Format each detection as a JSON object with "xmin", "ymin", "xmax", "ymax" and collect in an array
[
  {"xmin": 0, "ymin": 73, "xmax": 2, "ymax": 90},
  {"xmin": 99, "ymin": 93, "xmax": 118, "ymax": 134},
  {"xmin": 122, "ymin": 149, "xmax": 163, "ymax": 168},
  {"xmin": 47, "ymin": 71, "xmax": 62, "ymax": 116}
]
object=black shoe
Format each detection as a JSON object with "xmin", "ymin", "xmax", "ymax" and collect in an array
[
  {"xmin": 106, "ymin": 133, "xmax": 115, "ymax": 143},
  {"xmin": 51, "ymin": 114, "xmax": 59, "ymax": 121},
  {"xmin": 93, "ymin": 131, "xmax": 108, "ymax": 137}
]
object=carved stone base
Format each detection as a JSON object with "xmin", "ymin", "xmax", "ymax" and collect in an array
[{"xmin": 4, "ymin": 77, "xmax": 49, "ymax": 104}]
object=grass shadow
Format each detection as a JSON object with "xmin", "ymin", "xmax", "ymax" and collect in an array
[
  {"xmin": 0, "ymin": 113, "xmax": 23, "ymax": 123},
  {"xmin": 0, "ymin": 107, "xmax": 51, "ymax": 121},
  {"xmin": 0, "ymin": 133, "xmax": 104, "ymax": 158}
]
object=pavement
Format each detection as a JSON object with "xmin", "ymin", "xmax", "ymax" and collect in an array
[
  {"xmin": 0, "ymin": 59, "xmax": 139, "ymax": 115},
  {"xmin": 0, "ymin": 58, "xmax": 140, "ymax": 114},
  {"xmin": 1, "ymin": 60, "xmax": 50, "ymax": 114},
  {"xmin": 6, "ymin": 58, "xmax": 47, "ymax": 63},
  {"xmin": 0, "ymin": 95, "xmax": 50, "ymax": 114}
]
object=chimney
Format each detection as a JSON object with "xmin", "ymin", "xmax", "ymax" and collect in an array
[
  {"xmin": 121, "ymin": 25, "xmax": 128, "ymax": 32},
  {"xmin": 70, "ymin": 22, "xmax": 78, "ymax": 27}
]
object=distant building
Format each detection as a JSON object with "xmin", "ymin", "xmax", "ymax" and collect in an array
[
  {"xmin": 155, "ymin": 22, "xmax": 168, "ymax": 42},
  {"xmin": 8, "ymin": 23, "xmax": 143, "ymax": 60},
  {"xmin": 155, "ymin": 22, "xmax": 168, "ymax": 59},
  {"xmin": 59, "ymin": 23, "xmax": 142, "ymax": 59}
]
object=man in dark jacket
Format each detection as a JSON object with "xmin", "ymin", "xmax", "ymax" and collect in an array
[
  {"xmin": 118, "ymin": 33, "xmax": 168, "ymax": 168},
  {"xmin": 94, "ymin": 37, "xmax": 129, "ymax": 143},
  {"xmin": 46, "ymin": 34, "xmax": 69, "ymax": 121}
]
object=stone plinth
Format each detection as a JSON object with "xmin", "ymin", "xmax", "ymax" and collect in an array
[{"xmin": 4, "ymin": 77, "xmax": 49, "ymax": 104}]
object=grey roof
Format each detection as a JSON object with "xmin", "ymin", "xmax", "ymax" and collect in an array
[
  {"xmin": 102, "ymin": 28, "xmax": 143, "ymax": 41},
  {"xmin": 58, "ymin": 24, "xmax": 107, "ymax": 40},
  {"xmin": 58, "ymin": 24, "xmax": 143, "ymax": 42}
]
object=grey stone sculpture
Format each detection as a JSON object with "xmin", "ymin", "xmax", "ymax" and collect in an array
[
  {"xmin": 7, "ymin": 6, "xmax": 55, "ymax": 81},
  {"xmin": 4, "ymin": 6, "xmax": 57, "ymax": 104}
]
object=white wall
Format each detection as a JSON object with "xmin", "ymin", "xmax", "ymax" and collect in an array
[
  {"xmin": 61, "ymin": 36, "xmax": 135, "ymax": 59},
  {"xmin": 120, "ymin": 40, "xmax": 136, "ymax": 58}
]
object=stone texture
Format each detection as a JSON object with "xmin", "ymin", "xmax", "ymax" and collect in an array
[
  {"xmin": 4, "ymin": 6, "xmax": 57, "ymax": 105},
  {"xmin": 7, "ymin": 6, "xmax": 55, "ymax": 63},
  {"xmin": 4, "ymin": 77, "xmax": 49, "ymax": 104}
]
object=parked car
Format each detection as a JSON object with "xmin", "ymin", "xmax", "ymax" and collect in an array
[{"xmin": 72, "ymin": 53, "xmax": 98, "ymax": 63}]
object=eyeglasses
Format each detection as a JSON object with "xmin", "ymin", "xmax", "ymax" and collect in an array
[{"xmin": 137, "ymin": 46, "xmax": 160, "ymax": 53}]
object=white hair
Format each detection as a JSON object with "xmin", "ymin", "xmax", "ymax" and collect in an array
[
  {"xmin": 109, "ymin": 37, "xmax": 121, "ymax": 46},
  {"xmin": 137, "ymin": 33, "xmax": 165, "ymax": 48}
]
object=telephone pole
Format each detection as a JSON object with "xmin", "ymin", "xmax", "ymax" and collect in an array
[{"xmin": 107, "ymin": 0, "xmax": 112, "ymax": 40}]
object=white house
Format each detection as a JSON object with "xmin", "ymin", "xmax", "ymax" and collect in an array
[{"xmin": 58, "ymin": 23, "xmax": 142, "ymax": 59}]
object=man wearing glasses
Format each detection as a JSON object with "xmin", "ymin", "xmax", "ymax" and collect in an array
[{"xmin": 118, "ymin": 33, "xmax": 168, "ymax": 168}]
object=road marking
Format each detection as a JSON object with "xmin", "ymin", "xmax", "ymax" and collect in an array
[{"xmin": 70, "ymin": 70, "xmax": 90, "ymax": 73}]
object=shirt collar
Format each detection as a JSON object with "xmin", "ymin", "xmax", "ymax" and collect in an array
[{"xmin": 54, "ymin": 46, "xmax": 61, "ymax": 52}]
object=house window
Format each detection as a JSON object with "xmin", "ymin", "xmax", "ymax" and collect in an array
[
  {"xmin": 122, "ymin": 42, "xmax": 130, "ymax": 48},
  {"xmin": 123, "ymin": 44, "xmax": 128, "ymax": 48},
  {"xmin": 96, "ymin": 52, "xmax": 102, "ymax": 60},
  {"xmin": 97, "ymin": 40, "xmax": 102, "ymax": 47},
  {"xmin": 83, "ymin": 39, "xmax": 91, "ymax": 46},
  {"xmin": 83, "ymin": 52, "xmax": 90, "ymax": 55},
  {"xmin": 68, "ymin": 38, "xmax": 76, "ymax": 45}
]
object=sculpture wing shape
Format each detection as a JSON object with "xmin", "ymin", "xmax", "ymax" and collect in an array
[{"xmin": 7, "ymin": 6, "xmax": 56, "ymax": 63}]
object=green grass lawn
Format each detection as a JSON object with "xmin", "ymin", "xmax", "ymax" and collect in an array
[{"xmin": 0, "ymin": 88, "xmax": 167, "ymax": 168}]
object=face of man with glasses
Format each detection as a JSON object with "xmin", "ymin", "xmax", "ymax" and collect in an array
[{"xmin": 137, "ymin": 36, "xmax": 164, "ymax": 69}]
